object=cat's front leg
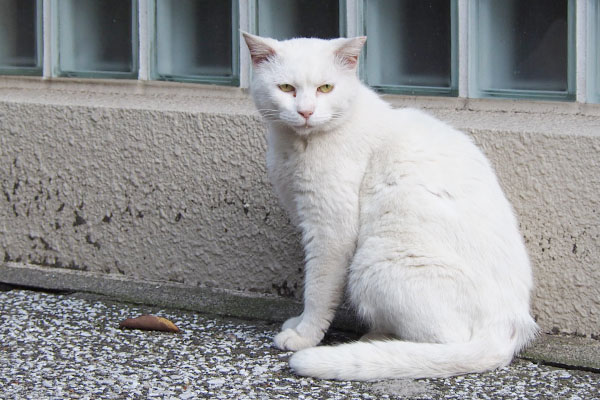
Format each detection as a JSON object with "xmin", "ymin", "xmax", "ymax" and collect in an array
[
  {"xmin": 281, "ymin": 314, "xmax": 304, "ymax": 330},
  {"xmin": 274, "ymin": 228, "xmax": 356, "ymax": 351}
]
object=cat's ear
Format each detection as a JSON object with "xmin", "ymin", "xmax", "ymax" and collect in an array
[
  {"xmin": 334, "ymin": 36, "xmax": 367, "ymax": 70},
  {"xmin": 242, "ymin": 32, "xmax": 277, "ymax": 67}
]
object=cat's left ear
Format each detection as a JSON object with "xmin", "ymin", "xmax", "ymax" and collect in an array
[{"xmin": 334, "ymin": 36, "xmax": 367, "ymax": 70}]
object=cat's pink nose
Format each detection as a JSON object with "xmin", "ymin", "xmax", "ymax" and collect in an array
[{"xmin": 298, "ymin": 110, "xmax": 314, "ymax": 120}]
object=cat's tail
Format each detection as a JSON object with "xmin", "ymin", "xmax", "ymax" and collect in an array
[{"xmin": 289, "ymin": 325, "xmax": 536, "ymax": 381}]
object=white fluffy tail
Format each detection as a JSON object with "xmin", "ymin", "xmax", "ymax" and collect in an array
[{"xmin": 289, "ymin": 336, "xmax": 519, "ymax": 381}]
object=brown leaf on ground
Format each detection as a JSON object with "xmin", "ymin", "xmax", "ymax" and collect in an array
[{"xmin": 119, "ymin": 315, "xmax": 180, "ymax": 333}]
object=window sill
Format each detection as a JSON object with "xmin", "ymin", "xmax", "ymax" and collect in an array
[
  {"xmin": 382, "ymin": 94, "xmax": 600, "ymax": 138},
  {"xmin": 0, "ymin": 76, "xmax": 255, "ymax": 116},
  {"xmin": 1, "ymin": 76, "xmax": 598, "ymax": 138}
]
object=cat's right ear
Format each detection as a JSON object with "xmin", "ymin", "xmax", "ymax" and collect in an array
[
  {"xmin": 242, "ymin": 32, "xmax": 277, "ymax": 67},
  {"xmin": 334, "ymin": 36, "xmax": 367, "ymax": 70}
]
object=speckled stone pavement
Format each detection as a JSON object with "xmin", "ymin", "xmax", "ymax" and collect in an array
[{"xmin": 1, "ymin": 288, "xmax": 598, "ymax": 399}]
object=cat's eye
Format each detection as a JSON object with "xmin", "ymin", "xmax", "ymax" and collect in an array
[
  {"xmin": 318, "ymin": 84, "xmax": 334, "ymax": 93},
  {"xmin": 278, "ymin": 84, "xmax": 295, "ymax": 93}
]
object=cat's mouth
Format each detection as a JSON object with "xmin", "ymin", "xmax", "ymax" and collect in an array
[
  {"xmin": 293, "ymin": 121, "xmax": 317, "ymax": 134},
  {"xmin": 292, "ymin": 116, "xmax": 323, "ymax": 133},
  {"xmin": 280, "ymin": 113, "xmax": 328, "ymax": 134}
]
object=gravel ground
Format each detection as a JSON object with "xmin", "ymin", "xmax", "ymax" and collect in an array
[{"xmin": 1, "ymin": 288, "xmax": 599, "ymax": 399}]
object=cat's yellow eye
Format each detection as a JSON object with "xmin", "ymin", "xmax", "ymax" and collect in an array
[
  {"xmin": 278, "ymin": 84, "xmax": 295, "ymax": 93},
  {"xmin": 318, "ymin": 84, "xmax": 334, "ymax": 93}
]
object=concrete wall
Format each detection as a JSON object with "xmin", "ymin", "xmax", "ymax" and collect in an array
[
  {"xmin": 0, "ymin": 79, "xmax": 305, "ymax": 298},
  {"xmin": 1, "ymin": 78, "xmax": 599, "ymax": 338}
]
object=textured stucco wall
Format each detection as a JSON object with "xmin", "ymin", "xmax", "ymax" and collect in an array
[
  {"xmin": 430, "ymin": 107, "xmax": 600, "ymax": 339},
  {"xmin": 0, "ymin": 90, "xmax": 304, "ymax": 297},
  {"xmin": 1, "ymin": 80, "xmax": 599, "ymax": 337},
  {"xmin": 471, "ymin": 129, "xmax": 600, "ymax": 338}
]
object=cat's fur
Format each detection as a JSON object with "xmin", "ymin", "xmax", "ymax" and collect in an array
[{"xmin": 243, "ymin": 33, "xmax": 538, "ymax": 381}]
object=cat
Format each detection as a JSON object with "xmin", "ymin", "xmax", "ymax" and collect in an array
[{"xmin": 243, "ymin": 32, "xmax": 538, "ymax": 381}]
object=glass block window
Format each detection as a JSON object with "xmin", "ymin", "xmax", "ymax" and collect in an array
[
  {"xmin": 257, "ymin": 0, "xmax": 343, "ymax": 40},
  {"xmin": 470, "ymin": 0, "xmax": 575, "ymax": 100},
  {"xmin": 0, "ymin": 0, "xmax": 42, "ymax": 75},
  {"xmin": 0, "ymin": 0, "xmax": 595, "ymax": 102},
  {"xmin": 154, "ymin": 0, "xmax": 239, "ymax": 85},
  {"xmin": 55, "ymin": 0, "xmax": 138, "ymax": 78},
  {"xmin": 364, "ymin": 0, "xmax": 457, "ymax": 96},
  {"xmin": 590, "ymin": 0, "xmax": 600, "ymax": 103}
]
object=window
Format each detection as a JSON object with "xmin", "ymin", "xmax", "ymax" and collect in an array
[
  {"xmin": 256, "ymin": 0, "xmax": 344, "ymax": 40},
  {"xmin": 590, "ymin": 0, "xmax": 600, "ymax": 103},
  {"xmin": 363, "ymin": 0, "xmax": 457, "ymax": 96},
  {"xmin": 0, "ymin": 0, "xmax": 598, "ymax": 104},
  {"xmin": 55, "ymin": 0, "xmax": 138, "ymax": 78},
  {"xmin": 469, "ymin": 0, "xmax": 575, "ymax": 100},
  {"xmin": 0, "ymin": 0, "xmax": 42, "ymax": 76},
  {"xmin": 154, "ymin": 0, "xmax": 239, "ymax": 85}
]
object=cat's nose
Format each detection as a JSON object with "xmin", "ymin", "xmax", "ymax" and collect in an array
[{"xmin": 298, "ymin": 110, "xmax": 314, "ymax": 120}]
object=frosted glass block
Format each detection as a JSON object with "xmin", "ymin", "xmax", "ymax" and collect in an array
[
  {"xmin": 471, "ymin": 0, "xmax": 574, "ymax": 99},
  {"xmin": 155, "ymin": 0, "xmax": 238, "ymax": 84},
  {"xmin": 56, "ymin": 0, "xmax": 137, "ymax": 78},
  {"xmin": 0, "ymin": 0, "xmax": 42, "ymax": 75},
  {"xmin": 365, "ymin": 0, "xmax": 455, "ymax": 94},
  {"xmin": 257, "ymin": 0, "xmax": 340, "ymax": 40},
  {"xmin": 590, "ymin": 1, "xmax": 600, "ymax": 103}
]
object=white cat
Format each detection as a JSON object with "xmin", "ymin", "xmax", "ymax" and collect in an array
[{"xmin": 243, "ymin": 32, "xmax": 538, "ymax": 381}]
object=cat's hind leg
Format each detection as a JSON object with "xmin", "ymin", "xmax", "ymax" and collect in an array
[{"xmin": 348, "ymin": 241, "xmax": 477, "ymax": 345}]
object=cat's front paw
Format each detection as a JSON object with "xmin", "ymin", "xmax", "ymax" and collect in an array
[{"xmin": 274, "ymin": 328, "xmax": 320, "ymax": 351}]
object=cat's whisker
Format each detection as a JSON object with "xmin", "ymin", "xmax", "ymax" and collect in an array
[{"xmin": 255, "ymin": 110, "xmax": 283, "ymax": 122}]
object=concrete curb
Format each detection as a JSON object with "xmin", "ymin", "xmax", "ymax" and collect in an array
[
  {"xmin": 521, "ymin": 334, "xmax": 600, "ymax": 373},
  {"xmin": 0, "ymin": 262, "xmax": 362, "ymax": 331},
  {"xmin": 0, "ymin": 262, "xmax": 301, "ymax": 323}
]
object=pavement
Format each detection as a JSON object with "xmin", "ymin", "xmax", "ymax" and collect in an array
[{"xmin": 1, "ymin": 285, "xmax": 599, "ymax": 399}]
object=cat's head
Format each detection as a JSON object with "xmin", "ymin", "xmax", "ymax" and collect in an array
[{"xmin": 243, "ymin": 33, "xmax": 366, "ymax": 135}]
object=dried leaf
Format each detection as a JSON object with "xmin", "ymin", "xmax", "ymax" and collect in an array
[{"xmin": 119, "ymin": 314, "xmax": 180, "ymax": 333}]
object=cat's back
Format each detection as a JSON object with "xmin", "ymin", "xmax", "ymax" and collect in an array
[
  {"xmin": 382, "ymin": 107, "xmax": 480, "ymax": 159},
  {"xmin": 368, "ymin": 107, "xmax": 496, "ymax": 189},
  {"xmin": 359, "ymin": 105, "xmax": 529, "ymax": 284},
  {"xmin": 362, "ymin": 104, "xmax": 522, "ymax": 256}
]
